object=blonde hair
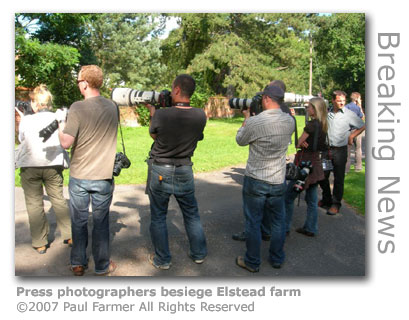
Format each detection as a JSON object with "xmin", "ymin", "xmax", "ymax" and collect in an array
[
  {"xmin": 79, "ymin": 65, "xmax": 103, "ymax": 89},
  {"xmin": 309, "ymin": 97, "xmax": 328, "ymax": 134},
  {"xmin": 31, "ymin": 84, "xmax": 53, "ymax": 110}
]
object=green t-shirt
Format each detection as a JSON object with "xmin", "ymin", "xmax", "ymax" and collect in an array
[{"xmin": 64, "ymin": 96, "xmax": 118, "ymax": 180}]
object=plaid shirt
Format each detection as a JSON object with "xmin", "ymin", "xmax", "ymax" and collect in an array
[{"xmin": 236, "ymin": 109, "xmax": 295, "ymax": 184}]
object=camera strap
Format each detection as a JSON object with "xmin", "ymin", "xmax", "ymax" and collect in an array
[
  {"xmin": 293, "ymin": 115, "xmax": 298, "ymax": 146},
  {"xmin": 174, "ymin": 102, "xmax": 191, "ymax": 107},
  {"xmin": 313, "ymin": 120, "xmax": 319, "ymax": 152},
  {"xmin": 114, "ymin": 102, "xmax": 127, "ymax": 155}
]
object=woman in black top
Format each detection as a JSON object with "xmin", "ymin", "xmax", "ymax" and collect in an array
[{"xmin": 284, "ymin": 97, "xmax": 328, "ymax": 237}]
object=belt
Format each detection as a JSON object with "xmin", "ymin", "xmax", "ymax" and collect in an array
[
  {"xmin": 330, "ymin": 145, "xmax": 347, "ymax": 149},
  {"xmin": 153, "ymin": 162, "xmax": 179, "ymax": 168}
]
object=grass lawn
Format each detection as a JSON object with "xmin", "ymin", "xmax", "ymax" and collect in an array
[
  {"xmin": 14, "ymin": 116, "xmax": 302, "ymax": 186},
  {"xmin": 343, "ymin": 159, "xmax": 366, "ymax": 215},
  {"xmin": 14, "ymin": 114, "xmax": 364, "ymax": 214}
]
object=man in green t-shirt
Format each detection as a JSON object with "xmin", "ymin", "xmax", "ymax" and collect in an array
[{"xmin": 58, "ymin": 65, "xmax": 118, "ymax": 276}]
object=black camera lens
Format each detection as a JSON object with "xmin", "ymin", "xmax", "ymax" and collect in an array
[{"xmin": 39, "ymin": 120, "xmax": 59, "ymax": 142}]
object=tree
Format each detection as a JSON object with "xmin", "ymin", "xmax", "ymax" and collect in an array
[
  {"xmin": 161, "ymin": 13, "xmax": 314, "ymax": 98},
  {"xmin": 15, "ymin": 15, "xmax": 81, "ymax": 107},
  {"xmin": 89, "ymin": 13, "xmax": 168, "ymax": 93},
  {"xmin": 312, "ymin": 13, "xmax": 365, "ymax": 99},
  {"xmin": 15, "ymin": 13, "xmax": 169, "ymax": 107},
  {"xmin": 17, "ymin": 13, "xmax": 97, "ymax": 66}
]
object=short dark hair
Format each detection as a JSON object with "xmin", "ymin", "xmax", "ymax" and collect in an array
[
  {"xmin": 173, "ymin": 74, "xmax": 196, "ymax": 98},
  {"xmin": 332, "ymin": 90, "xmax": 347, "ymax": 100},
  {"xmin": 350, "ymin": 92, "xmax": 361, "ymax": 102}
]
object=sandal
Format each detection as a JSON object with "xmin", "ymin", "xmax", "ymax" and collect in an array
[{"xmin": 33, "ymin": 245, "xmax": 48, "ymax": 254}]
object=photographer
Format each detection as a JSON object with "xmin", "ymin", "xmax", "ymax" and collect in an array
[
  {"xmin": 58, "ymin": 65, "xmax": 118, "ymax": 276},
  {"xmin": 232, "ymin": 79, "xmax": 296, "ymax": 242},
  {"xmin": 235, "ymin": 85, "xmax": 294, "ymax": 272},
  {"xmin": 146, "ymin": 74, "xmax": 207, "ymax": 270},
  {"xmin": 284, "ymin": 98, "xmax": 328, "ymax": 237},
  {"xmin": 16, "ymin": 85, "xmax": 71, "ymax": 254}
]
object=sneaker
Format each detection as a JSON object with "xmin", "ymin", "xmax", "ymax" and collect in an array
[
  {"xmin": 188, "ymin": 253, "xmax": 206, "ymax": 264},
  {"xmin": 296, "ymin": 227, "xmax": 315, "ymax": 237},
  {"xmin": 270, "ymin": 261, "xmax": 282, "ymax": 269},
  {"xmin": 235, "ymin": 256, "xmax": 259, "ymax": 273},
  {"xmin": 148, "ymin": 253, "xmax": 171, "ymax": 270},
  {"xmin": 232, "ymin": 231, "xmax": 246, "ymax": 241},
  {"xmin": 95, "ymin": 260, "xmax": 117, "ymax": 276}
]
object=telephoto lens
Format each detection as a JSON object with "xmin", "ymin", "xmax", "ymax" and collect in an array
[
  {"xmin": 111, "ymin": 88, "xmax": 172, "ymax": 108},
  {"xmin": 39, "ymin": 120, "xmax": 59, "ymax": 143}
]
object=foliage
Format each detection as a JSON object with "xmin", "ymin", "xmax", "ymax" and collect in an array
[
  {"xmin": 190, "ymin": 90, "xmax": 209, "ymax": 109},
  {"xmin": 15, "ymin": 13, "xmax": 365, "ymax": 112},
  {"xmin": 15, "ymin": 33, "xmax": 81, "ymax": 107},
  {"xmin": 161, "ymin": 13, "xmax": 314, "ymax": 97},
  {"xmin": 312, "ymin": 13, "xmax": 366, "ymax": 99},
  {"xmin": 17, "ymin": 13, "xmax": 97, "ymax": 66},
  {"xmin": 135, "ymin": 106, "xmax": 151, "ymax": 127},
  {"xmin": 88, "ymin": 13, "xmax": 168, "ymax": 96}
]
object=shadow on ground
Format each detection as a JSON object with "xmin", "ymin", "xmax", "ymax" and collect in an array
[{"xmin": 15, "ymin": 165, "xmax": 365, "ymax": 277}]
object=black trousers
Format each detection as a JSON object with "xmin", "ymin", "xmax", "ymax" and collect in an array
[{"xmin": 319, "ymin": 146, "xmax": 348, "ymax": 208}]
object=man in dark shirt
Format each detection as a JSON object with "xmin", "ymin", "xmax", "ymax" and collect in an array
[{"xmin": 146, "ymin": 74, "xmax": 207, "ymax": 270}]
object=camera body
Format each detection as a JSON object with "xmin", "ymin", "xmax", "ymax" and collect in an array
[
  {"xmin": 229, "ymin": 92, "xmax": 317, "ymax": 116},
  {"xmin": 292, "ymin": 160, "xmax": 313, "ymax": 193},
  {"xmin": 15, "ymin": 100, "xmax": 34, "ymax": 115},
  {"xmin": 113, "ymin": 152, "xmax": 131, "ymax": 177},
  {"xmin": 111, "ymin": 88, "xmax": 172, "ymax": 109}
]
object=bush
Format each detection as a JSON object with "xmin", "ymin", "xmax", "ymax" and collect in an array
[
  {"xmin": 135, "ymin": 106, "xmax": 150, "ymax": 126},
  {"xmin": 190, "ymin": 91, "xmax": 209, "ymax": 108}
]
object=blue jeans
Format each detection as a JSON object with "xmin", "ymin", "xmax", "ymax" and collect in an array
[
  {"xmin": 285, "ymin": 181, "xmax": 319, "ymax": 234},
  {"xmin": 148, "ymin": 164, "xmax": 207, "ymax": 265},
  {"xmin": 69, "ymin": 177, "xmax": 114, "ymax": 274},
  {"xmin": 242, "ymin": 176, "xmax": 286, "ymax": 269}
]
